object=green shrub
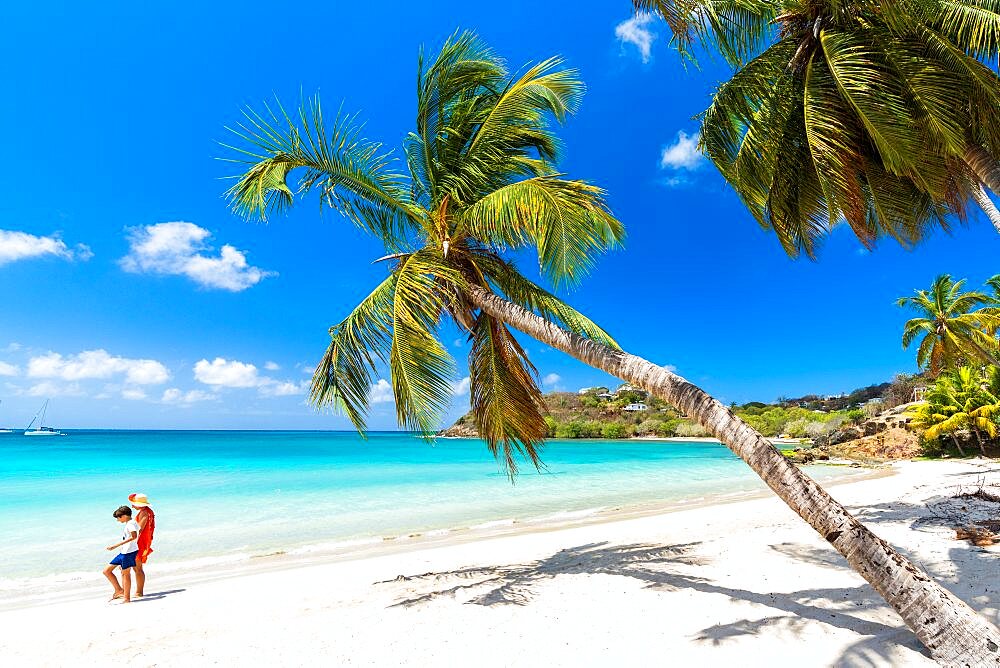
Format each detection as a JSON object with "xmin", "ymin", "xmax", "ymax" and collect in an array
[{"xmin": 601, "ymin": 423, "xmax": 630, "ymax": 439}]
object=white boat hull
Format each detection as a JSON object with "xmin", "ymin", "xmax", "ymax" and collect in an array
[{"xmin": 24, "ymin": 430, "xmax": 63, "ymax": 436}]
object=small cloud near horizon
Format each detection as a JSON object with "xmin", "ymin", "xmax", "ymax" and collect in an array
[
  {"xmin": 161, "ymin": 387, "xmax": 216, "ymax": 405},
  {"xmin": 369, "ymin": 379, "xmax": 393, "ymax": 403},
  {"xmin": 615, "ymin": 14, "xmax": 657, "ymax": 63},
  {"xmin": 193, "ymin": 357, "xmax": 307, "ymax": 398},
  {"xmin": 28, "ymin": 349, "xmax": 170, "ymax": 386},
  {"xmin": 542, "ymin": 373, "xmax": 562, "ymax": 387}
]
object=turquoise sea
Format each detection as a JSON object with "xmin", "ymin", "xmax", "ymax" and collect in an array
[{"xmin": 0, "ymin": 430, "xmax": 862, "ymax": 603}]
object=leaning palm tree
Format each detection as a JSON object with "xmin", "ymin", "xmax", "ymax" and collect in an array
[
  {"xmin": 910, "ymin": 366, "xmax": 999, "ymax": 456},
  {"xmin": 633, "ymin": 0, "xmax": 1000, "ymax": 252},
  {"xmin": 897, "ymin": 274, "xmax": 1000, "ymax": 375},
  {"xmin": 223, "ymin": 32, "xmax": 1000, "ymax": 665}
]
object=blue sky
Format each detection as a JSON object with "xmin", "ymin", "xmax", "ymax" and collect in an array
[{"xmin": 1, "ymin": 1, "xmax": 998, "ymax": 429}]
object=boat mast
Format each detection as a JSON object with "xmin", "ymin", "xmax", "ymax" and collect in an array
[{"xmin": 25, "ymin": 400, "xmax": 47, "ymax": 431}]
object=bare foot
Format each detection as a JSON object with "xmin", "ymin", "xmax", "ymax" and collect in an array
[
  {"xmin": 108, "ymin": 591, "xmax": 123, "ymax": 602},
  {"xmin": 135, "ymin": 592, "xmax": 143, "ymax": 598}
]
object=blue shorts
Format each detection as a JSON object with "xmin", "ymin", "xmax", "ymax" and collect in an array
[{"xmin": 109, "ymin": 551, "xmax": 137, "ymax": 570}]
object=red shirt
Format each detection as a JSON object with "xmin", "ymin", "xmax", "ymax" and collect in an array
[{"xmin": 135, "ymin": 506, "xmax": 155, "ymax": 563}]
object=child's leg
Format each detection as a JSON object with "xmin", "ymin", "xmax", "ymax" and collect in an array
[
  {"xmin": 102, "ymin": 564, "xmax": 123, "ymax": 597},
  {"xmin": 134, "ymin": 561, "xmax": 145, "ymax": 597},
  {"xmin": 121, "ymin": 568, "xmax": 132, "ymax": 603}
]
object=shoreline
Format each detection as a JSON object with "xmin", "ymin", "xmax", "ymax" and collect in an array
[
  {"xmin": 0, "ymin": 463, "xmax": 888, "ymax": 612},
  {"xmin": 2, "ymin": 460, "xmax": 996, "ymax": 666},
  {"xmin": 0, "ymin": 462, "xmax": 886, "ymax": 612}
]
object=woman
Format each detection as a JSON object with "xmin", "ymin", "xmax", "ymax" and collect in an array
[{"xmin": 128, "ymin": 492, "xmax": 155, "ymax": 597}]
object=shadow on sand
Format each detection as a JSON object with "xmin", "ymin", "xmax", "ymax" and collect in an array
[
  {"xmin": 132, "ymin": 588, "xmax": 186, "ymax": 602},
  {"xmin": 378, "ymin": 491, "xmax": 998, "ymax": 667}
]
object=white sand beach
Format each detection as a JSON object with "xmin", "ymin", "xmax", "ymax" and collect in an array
[{"xmin": 2, "ymin": 460, "xmax": 997, "ymax": 667}]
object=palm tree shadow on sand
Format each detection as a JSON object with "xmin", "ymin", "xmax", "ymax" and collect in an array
[{"xmin": 375, "ymin": 541, "xmax": 953, "ymax": 664}]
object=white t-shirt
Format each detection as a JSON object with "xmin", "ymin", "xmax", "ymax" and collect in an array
[{"xmin": 120, "ymin": 519, "xmax": 140, "ymax": 554}]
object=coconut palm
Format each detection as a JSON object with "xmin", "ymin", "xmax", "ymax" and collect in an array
[
  {"xmin": 910, "ymin": 366, "xmax": 1000, "ymax": 456},
  {"xmin": 987, "ymin": 273, "xmax": 1000, "ymax": 303},
  {"xmin": 910, "ymin": 382, "xmax": 968, "ymax": 455},
  {"xmin": 897, "ymin": 274, "xmax": 1000, "ymax": 375},
  {"xmin": 223, "ymin": 32, "xmax": 1000, "ymax": 665},
  {"xmin": 633, "ymin": 0, "xmax": 1000, "ymax": 253}
]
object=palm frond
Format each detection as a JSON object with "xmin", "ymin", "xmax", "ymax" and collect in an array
[
  {"xmin": 311, "ymin": 274, "xmax": 396, "ymax": 432},
  {"xmin": 632, "ymin": 0, "xmax": 778, "ymax": 66},
  {"xmin": 936, "ymin": 0, "xmax": 1000, "ymax": 63},
  {"xmin": 468, "ymin": 314, "xmax": 549, "ymax": 477},
  {"xmin": 222, "ymin": 95, "xmax": 419, "ymax": 248},
  {"xmin": 475, "ymin": 254, "xmax": 620, "ymax": 348},
  {"xmin": 461, "ymin": 176, "xmax": 625, "ymax": 287},
  {"xmin": 388, "ymin": 251, "xmax": 463, "ymax": 435}
]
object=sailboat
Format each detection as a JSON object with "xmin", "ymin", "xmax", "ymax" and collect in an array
[
  {"xmin": 0, "ymin": 400, "xmax": 13, "ymax": 433},
  {"xmin": 24, "ymin": 400, "xmax": 63, "ymax": 436}
]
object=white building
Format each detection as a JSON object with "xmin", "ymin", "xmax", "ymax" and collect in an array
[{"xmin": 623, "ymin": 403, "xmax": 648, "ymax": 412}]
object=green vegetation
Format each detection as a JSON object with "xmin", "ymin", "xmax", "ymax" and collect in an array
[
  {"xmin": 634, "ymin": 0, "xmax": 1000, "ymax": 252},
  {"xmin": 446, "ymin": 382, "xmax": 885, "ymax": 440},
  {"xmin": 908, "ymin": 366, "xmax": 1000, "ymax": 457},
  {"xmin": 224, "ymin": 32, "xmax": 623, "ymax": 474},
  {"xmin": 897, "ymin": 274, "xmax": 1000, "ymax": 375}
]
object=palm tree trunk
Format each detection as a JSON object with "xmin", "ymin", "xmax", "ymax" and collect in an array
[
  {"xmin": 971, "ymin": 427, "xmax": 988, "ymax": 457},
  {"xmin": 971, "ymin": 184, "xmax": 1000, "ymax": 234},
  {"xmin": 466, "ymin": 283, "xmax": 1000, "ymax": 666},
  {"xmin": 951, "ymin": 433, "xmax": 968, "ymax": 457},
  {"xmin": 965, "ymin": 144, "xmax": 1000, "ymax": 194}
]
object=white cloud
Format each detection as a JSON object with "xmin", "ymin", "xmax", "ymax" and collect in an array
[
  {"xmin": 542, "ymin": 373, "xmax": 562, "ymax": 387},
  {"xmin": 0, "ymin": 229, "xmax": 92, "ymax": 266},
  {"xmin": 28, "ymin": 350, "xmax": 170, "ymax": 385},
  {"xmin": 0, "ymin": 362, "xmax": 18, "ymax": 376},
  {"xmin": 615, "ymin": 14, "xmax": 656, "ymax": 63},
  {"xmin": 259, "ymin": 380, "xmax": 305, "ymax": 397},
  {"xmin": 369, "ymin": 379, "xmax": 394, "ymax": 403},
  {"xmin": 451, "ymin": 376, "xmax": 471, "ymax": 396},
  {"xmin": 194, "ymin": 357, "xmax": 262, "ymax": 388},
  {"xmin": 120, "ymin": 222, "xmax": 275, "ymax": 291},
  {"xmin": 4, "ymin": 343, "xmax": 22, "ymax": 353},
  {"xmin": 26, "ymin": 380, "xmax": 84, "ymax": 397},
  {"xmin": 264, "ymin": 361, "xmax": 280, "ymax": 371},
  {"xmin": 161, "ymin": 388, "xmax": 216, "ymax": 404},
  {"xmin": 194, "ymin": 357, "xmax": 308, "ymax": 398},
  {"xmin": 121, "ymin": 388, "xmax": 147, "ymax": 401},
  {"xmin": 660, "ymin": 131, "xmax": 705, "ymax": 171},
  {"xmin": 662, "ymin": 364, "xmax": 678, "ymax": 373}
]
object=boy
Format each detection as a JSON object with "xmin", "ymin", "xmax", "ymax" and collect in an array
[{"xmin": 102, "ymin": 505, "xmax": 140, "ymax": 603}]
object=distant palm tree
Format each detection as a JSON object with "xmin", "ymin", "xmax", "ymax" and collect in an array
[
  {"xmin": 632, "ymin": 0, "xmax": 1000, "ymax": 251},
  {"xmin": 897, "ymin": 274, "xmax": 1000, "ymax": 375},
  {"xmin": 224, "ymin": 31, "xmax": 1000, "ymax": 664},
  {"xmin": 910, "ymin": 366, "xmax": 999, "ymax": 456},
  {"xmin": 987, "ymin": 273, "xmax": 1000, "ymax": 303}
]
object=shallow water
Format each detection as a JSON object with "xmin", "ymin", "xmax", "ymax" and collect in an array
[{"xmin": 0, "ymin": 430, "xmax": 861, "ymax": 598}]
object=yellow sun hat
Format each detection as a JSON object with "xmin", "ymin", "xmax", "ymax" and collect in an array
[{"xmin": 128, "ymin": 492, "xmax": 151, "ymax": 507}]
